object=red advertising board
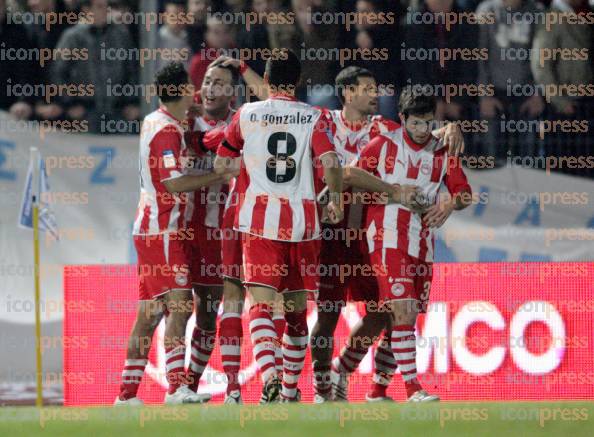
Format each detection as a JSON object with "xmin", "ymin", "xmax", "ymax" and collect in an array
[{"xmin": 63, "ymin": 263, "xmax": 594, "ymax": 405}]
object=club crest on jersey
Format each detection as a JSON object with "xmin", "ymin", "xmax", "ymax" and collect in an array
[
  {"xmin": 173, "ymin": 265, "xmax": 189, "ymax": 286},
  {"xmin": 420, "ymin": 161, "xmax": 432, "ymax": 175},
  {"xmin": 388, "ymin": 276, "xmax": 406, "ymax": 297},
  {"xmin": 163, "ymin": 150, "xmax": 176, "ymax": 169}
]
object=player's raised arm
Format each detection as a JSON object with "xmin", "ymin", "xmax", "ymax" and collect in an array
[
  {"xmin": 211, "ymin": 55, "xmax": 269, "ymax": 101},
  {"xmin": 432, "ymin": 121, "xmax": 465, "ymax": 156}
]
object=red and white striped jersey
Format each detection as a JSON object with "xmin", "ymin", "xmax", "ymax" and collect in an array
[
  {"xmin": 184, "ymin": 111, "xmax": 234, "ymax": 229},
  {"xmin": 358, "ymin": 126, "xmax": 471, "ymax": 262},
  {"xmin": 217, "ymin": 94, "xmax": 336, "ymax": 242},
  {"xmin": 326, "ymin": 110, "xmax": 399, "ymax": 230},
  {"xmin": 133, "ymin": 108, "xmax": 188, "ymax": 236}
]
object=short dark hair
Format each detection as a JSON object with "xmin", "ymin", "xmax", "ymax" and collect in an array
[
  {"xmin": 154, "ymin": 62, "xmax": 189, "ymax": 103},
  {"xmin": 335, "ymin": 66, "xmax": 375, "ymax": 104},
  {"xmin": 398, "ymin": 85, "xmax": 436, "ymax": 118},
  {"xmin": 265, "ymin": 49, "xmax": 301, "ymax": 88},
  {"xmin": 206, "ymin": 60, "xmax": 240, "ymax": 86}
]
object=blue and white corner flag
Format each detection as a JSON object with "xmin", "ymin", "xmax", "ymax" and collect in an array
[{"xmin": 19, "ymin": 147, "xmax": 59, "ymax": 240}]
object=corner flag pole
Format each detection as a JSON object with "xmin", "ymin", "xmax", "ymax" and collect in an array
[{"xmin": 31, "ymin": 147, "xmax": 43, "ymax": 407}]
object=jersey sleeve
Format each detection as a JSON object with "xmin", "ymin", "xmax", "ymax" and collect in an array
[
  {"xmin": 310, "ymin": 110, "xmax": 336, "ymax": 159},
  {"xmin": 444, "ymin": 157, "xmax": 472, "ymax": 196},
  {"xmin": 357, "ymin": 135, "xmax": 386, "ymax": 176},
  {"xmin": 217, "ymin": 108, "xmax": 243, "ymax": 158},
  {"xmin": 203, "ymin": 124, "xmax": 227, "ymax": 152},
  {"xmin": 369, "ymin": 116, "xmax": 400, "ymax": 140},
  {"xmin": 151, "ymin": 125, "xmax": 184, "ymax": 182}
]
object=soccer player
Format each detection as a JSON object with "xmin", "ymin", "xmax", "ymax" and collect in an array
[
  {"xmin": 214, "ymin": 49, "xmax": 344, "ymax": 403},
  {"xmin": 356, "ymin": 86, "xmax": 472, "ymax": 402},
  {"xmin": 311, "ymin": 66, "xmax": 465, "ymax": 403},
  {"xmin": 115, "ymin": 62, "xmax": 234, "ymax": 405}
]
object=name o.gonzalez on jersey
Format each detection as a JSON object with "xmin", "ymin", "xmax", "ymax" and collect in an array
[
  {"xmin": 216, "ymin": 94, "xmax": 337, "ymax": 242},
  {"xmin": 133, "ymin": 107, "xmax": 189, "ymax": 236},
  {"xmin": 357, "ymin": 126, "xmax": 471, "ymax": 263}
]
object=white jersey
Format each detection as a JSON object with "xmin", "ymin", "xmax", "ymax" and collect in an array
[
  {"xmin": 219, "ymin": 95, "xmax": 336, "ymax": 242},
  {"xmin": 184, "ymin": 112, "xmax": 234, "ymax": 229},
  {"xmin": 133, "ymin": 108, "xmax": 188, "ymax": 236},
  {"xmin": 327, "ymin": 110, "xmax": 399, "ymax": 230},
  {"xmin": 360, "ymin": 126, "xmax": 469, "ymax": 262}
]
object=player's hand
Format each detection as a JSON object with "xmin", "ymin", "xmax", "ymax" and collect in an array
[
  {"xmin": 441, "ymin": 122, "xmax": 465, "ymax": 157},
  {"xmin": 392, "ymin": 184, "xmax": 426, "ymax": 213},
  {"xmin": 422, "ymin": 200, "xmax": 454, "ymax": 228},
  {"xmin": 325, "ymin": 200, "xmax": 343, "ymax": 224},
  {"xmin": 212, "ymin": 55, "xmax": 241, "ymax": 69}
]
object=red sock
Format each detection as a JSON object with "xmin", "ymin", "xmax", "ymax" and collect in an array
[
  {"xmin": 391, "ymin": 325, "xmax": 422, "ymax": 398},
  {"xmin": 165, "ymin": 344, "xmax": 186, "ymax": 395},
  {"xmin": 118, "ymin": 359, "xmax": 147, "ymax": 400},
  {"xmin": 220, "ymin": 312, "xmax": 243, "ymax": 393},
  {"xmin": 273, "ymin": 315, "xmax": 286, "ymax": 374},
  {"xmin": 249, "ymin": 303, "xmax": 277, "ymax": 383},
  {"xmin": 187, "ymin": 325, "xmax": 216, "ymax": 392},
  {"xmin": 281, "ymin": 309, "xmax": 308, "ymax": 400}
]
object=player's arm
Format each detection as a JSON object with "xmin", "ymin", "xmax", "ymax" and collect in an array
[
  {"xmin": 312, "ymin": 113, "xmax": 343, "ymax": 223},
  {"xmin": 211, "ymin": 56, "xmax": 268, "ymax": 101},
  {"xmin": 153, "ymin": 127, "xmax": 232, "ymax": 193},
  {"xmin": 214, "ymin": 108, "xmax": 243, "ymax": 175},
  {"xmin": 357, "ymin": 137, "xmax": 424, "ymax": 210},
  {"xmin": 423, "ymin": 157, "xmax": 472, "ymax": 228}
]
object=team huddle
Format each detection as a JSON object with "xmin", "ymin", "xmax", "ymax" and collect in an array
[{"xmin": 115, "ymin": 49, "xmax": 472, "ymax": 406}]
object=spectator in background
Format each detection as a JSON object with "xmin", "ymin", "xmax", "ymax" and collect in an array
[
  {"xmin": 292, "ymin": 0, "xmax": 340, "ymax": 107},
  {"xmin": 531, "ymin": 0, "xmax": 594, "ymax": 176},
  {"xmin": 235, "ymin": 0, "xmax": 273, "ymax": 75},
  {"xmin": 189, "ymin": 16, "xmax": 235, "ymax": 87},
  {"xmin": 187, "ymin": 0, "xmax": 211, "ymax": 53},
  {"xmin": 156, "ymin": 0, "xmax": 192, "ymax": 72},
  {"xmin": 403, "ymin": 0, "xmax": 479, "ymax": 121},
  {"xmin": 25, "ymin": 0, "xmax": 71, "ymax": 122},
  {"xmin": 0, "ymin": 0, "xmax": 39, "ymax": 119},
  {"xmin": 348, "ymin": 0, "xmax": 401, "ymax": 119},
  {"xmin": 51, "ymin": 0, "xmax": 139, "ymax": 133},
  {"xmin": 476, "ymin": 0, "xmax": 545, "ymax": 162}
]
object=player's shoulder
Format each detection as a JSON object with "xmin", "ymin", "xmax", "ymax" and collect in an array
[{"xmin": 142, "ymin": 110, "xmax": 182, "ymax": 137}]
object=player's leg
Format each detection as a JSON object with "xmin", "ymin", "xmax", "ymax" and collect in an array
[
  {"xmin": 248, "ymin": 285, "xmax": 281, "ymax": 402},
  {"xmin": 331, "ymin": 307, "xmax": 388, "ymax": 401},
  {"xmin": 162, "ymin": 288, "xmax": 205, "ymax": 404},
  {"xmin": 310, "ymin": 299, "xmax": 342, "ymax": 402},
  {"xmin": 366, "ymin": 316, "xmax": 398, "ymax": 402},
  {"xmin": 279, "ymin": 290, "xmax": 309, "ymax": 402},
  {"xmin": 272, "ymin": 293, "xmax": 286, "ymax": 376},
  {"xmin": 115, "ymin": 300, "xmax": 164, "ymax": 405},
  {"xmin": 219, "ymin": 276, "xmax": 245, "ymax": 403},
  {"xmin": 187, "ymin": 284, "xmax": 222, "ymax": 394}
]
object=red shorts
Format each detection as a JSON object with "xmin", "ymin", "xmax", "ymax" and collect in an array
[
  {"xmin": 318, "ymin": 234, "xmax": 378, "ymax": 304},
  {"xmin": 134, "ymin": 233, "xmax": 192, "ymax": 300},
  {"xmin": 370, "ymin": 248, "xmax": 433, "ymax": 313},
  {"xmin": 187, "ymin": 225, "xmax": 223, "ymax": 286},
  {"xmin": 242, "ymin": 234, "xmax": 320, "ymax": 293}
]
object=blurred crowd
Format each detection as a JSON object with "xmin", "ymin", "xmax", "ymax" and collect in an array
[{"xmin": 0, "ymin": 0, "xmax": 593, "ymax": 177}]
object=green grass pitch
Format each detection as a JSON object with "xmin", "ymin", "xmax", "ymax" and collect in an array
[{"xmin": 1, "ymin": 401, "xmax": 592, "ymax": 436}]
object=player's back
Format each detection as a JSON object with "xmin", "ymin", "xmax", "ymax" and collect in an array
[{"xmin": 234, "ymin": 97, "xmax": 326, "ymax": 241}]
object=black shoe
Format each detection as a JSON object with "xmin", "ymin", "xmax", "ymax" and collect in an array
[{"xmin": 259, "ymin": 375, "xmax": 281, "ymax": 404}]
